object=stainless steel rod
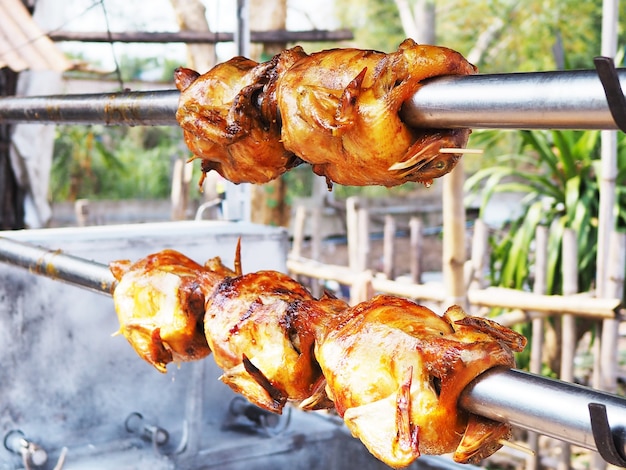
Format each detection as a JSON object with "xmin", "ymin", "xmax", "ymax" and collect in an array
[
  {"xmin": 0, "ymin": 89, "xmax": 180, "ymax": 126},
  {"xmin": 0, "ymin": 237, "xmax": 115, "ymax": 295},
  {"xmin": 1, "ymin": 236, "xmax": 626, "ymax": 461},
  {"xmin": 0, "ymin": 69, "xmax": 623, "ymax": 129},
  {"xmin": 402, "ymin": 69, "xmax": 625, "ymax": 130},
  {"xmin": 459, "ymin": 367, "xmax": 626, "ymax": 457}
]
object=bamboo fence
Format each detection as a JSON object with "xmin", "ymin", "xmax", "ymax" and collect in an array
[{"xmin": 288, "ymin": 181, "xmax": 625, "ymax": 469}]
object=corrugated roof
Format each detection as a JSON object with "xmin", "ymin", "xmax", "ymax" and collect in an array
[{"xmin": 0, "ymin": 0, "xmax": 71, "ymax": 72}]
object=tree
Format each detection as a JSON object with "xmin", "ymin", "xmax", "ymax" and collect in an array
[
  {"xmin": 337, "ymin": 0, "xmax": 622, "ymax": 72},
  {"xmin": 247, "ymin": 0, "xmax": 292, "ymax": 227},
  {"xmin": 169, "ymin": 0, "xmax": 216, "ymax": 73}
]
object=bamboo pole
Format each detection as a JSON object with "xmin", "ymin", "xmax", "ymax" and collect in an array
[
  {"xmin": 383, "ymin": 214, "xmax": 396, "ymax": 280},
  {"xmin": 527, "ymin": 225, "xmax": 548, "ymax": 470},
  {"xmin": 442, "ymin": 161, "xmax": 467, "ymax": 307},
  {"xmin": 346, "ymin": 197, "xmax": 359, "ymax": 271},
  {"xmin": 285, "ymin": 257, "xmax": 446, "ymax": 302},
  {"xmin": 310, "ymin": 206, "xmax": 323, "ymax": 297},
  {"xmin": 290, "ymin": 205, "xmax": 306, "ymax": 260},
  {"xmin": 357, "ymin": 206, "xmax": 370, "ymax": 272},
  {"xmin": 467, "ymin": 218, "xmax": 489, "ymax": 291},
  {"xmin": 287, "ymin": 256, "xmax": 620, "ymax": 318},
  {"xmin": 467, "ymin": 288, "xmax": 619, "ymax": 319},
  {"xmin": 559, "ymin": 228, "xmax": 578, "ymax": 470},
  {"xmin": 409, "ymin": 216, "xmax": 423, "ymax": 284},
  {"xmin": 600, "ymin": 231, "xmax": 626, "ymax": 392},
  {"xmin": 593, "ymin": 3, "xmax": 619, "ymax": 467}
]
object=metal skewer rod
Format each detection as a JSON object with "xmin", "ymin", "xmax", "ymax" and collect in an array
[
  {"xmin": 0, "ymin": 237, "xmax": 115, "ymax": 295},
  {"xmin": 0, "ymin": 89, "xmax": 180, "ymax": 127},
  {"xmin": 0, "ymin": 236, "xmax": 625, "ymax": 462},
  {"xmin": 460, "ymin": 367, "xmax": 626, "ymax": 460},
  {"xmin": 0, "ymin": 69, "xmax": 624, "ymax": 129}
]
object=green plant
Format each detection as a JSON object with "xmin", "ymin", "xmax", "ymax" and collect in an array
[
  {"xmin": 465, "ymin": 129, "xmax": 603, "ymax": 295},
  {"xmin": 50, "ymin": 125, "xmax": 186, "ymax": 202}
]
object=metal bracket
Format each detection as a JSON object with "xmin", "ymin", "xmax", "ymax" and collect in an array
[
  {"xmin": 594, "ymin": 56, "xmax": 626, "ymax": 133},
  {"xmin": 589, "ymin": 402, "xmax": 626, "ymax": 467}
]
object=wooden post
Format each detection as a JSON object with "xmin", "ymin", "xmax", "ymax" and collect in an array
[
  {"xmin": 346, "ymin": 197, "xmax": 359, "ymax": 271},
  {"xmin": 442, "ymin": 161, "xmax": 467, "ymax": 307},
  {"xmin": 467, "ymin": 218, "xmax": 488, "ymax": 291},
  {"xmin": 383, "ymin": 214, "xmax": 396, "ymax": 280},
  {"xmin": 171, "ymin": 158, "xmax": 192, "ymax": 220},
  {"xmin": 409, "ymin": 216, "xmax": 423, "ymax": 284},
  {"xmin": 527, "ymin": 225, "xmax": 548, "ymax": 470},
  {"xmin": 311, "ymin": 207, "xmax": 322, "ymax": 262},
  {"xmin": 290, "ymin": 205, "xmax": 306, "ymax": 260},
  {"xmin": 559, "ymin": 228, "xmax": 578, "ymax": 470},
  {"xmin": 310, "ymin": 206, "xmax": 323, "ymax": 297},
  {"xmin": 600, "ymin": 231, "xmax": 626, "ymax": 392},
  {"xmin": 357, "ymin": 206, "xmax": 370, "ymax": 272}
]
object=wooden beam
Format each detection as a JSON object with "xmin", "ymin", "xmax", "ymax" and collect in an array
[{"xmin": 48, "ymin": 29, "xmax": 354, "ymax": 44}]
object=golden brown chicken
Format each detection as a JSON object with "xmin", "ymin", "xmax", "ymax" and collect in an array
[
  {"xmin": 110, "ymin": 249, "xmax": 232, "ymax": 372},
  {"xmin": 174, "ymin": 55, "xmax": 301, "ymax": 185},
  {"xmin": 276, "ymin": 39, "xmax": 477, "ymax": 187},
  {"xmin": 110, "ymin": 249, "xmax": 526, "ymax": 468},
  {"xmin": 175, "ymin": 40, "xmax": 476, "ymax": 189},
  {"xmin": 204, "ymin": 270, "xmax": 323, "ymax": 413},
  {"xmin": 313, "ymin": 296, "xmax": 526, "ymax": 467}
]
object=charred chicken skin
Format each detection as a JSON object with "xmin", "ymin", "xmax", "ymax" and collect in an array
[
  {"xmin": 175, "ymin": 39, "xmax": 477, "ymax": 188},
  {"xmin": 110, "ymin": 249, "xmax": 525, "ymax": 468}
]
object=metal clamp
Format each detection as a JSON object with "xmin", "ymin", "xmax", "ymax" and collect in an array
[
  {"xmin": 594, "ymin": 56, "xmax": 626, "ymax": 133},
  {"xmin": 589, "ymin": 402, "xmax": 626, "ymax": 467},
  {"xmin": 124, "ymin": 412, "xmax": 169, "ymax": 447},
  {"xmin": 3, "ymin": 430, "xmax": 48, "ymax": 468},
  {"xmin": 224, "ymin": 396, "xmax": 291, "ymax": 437}
]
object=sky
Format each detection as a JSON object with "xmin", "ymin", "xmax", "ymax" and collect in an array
[{"xmin": 38, "ymin": 0, "xmax": 339, "ymax": 74}]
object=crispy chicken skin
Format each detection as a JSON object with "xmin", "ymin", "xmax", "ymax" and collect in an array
[
  {"xmin": 203, "ymin": 270, "xmax": 322, "ymax": 413},
  {"xmin": 313, "ymin": 297, "xmax": 525, "ymax": 467},
  {"xmin": 174, "ymin": 56, "xmax": 301, "ymax": 185},
  {"xmin": 175, "ymin": 39, "xmax": 476, "ymax": 188},
  {"xmin": 276, "ymin": 39, "xmax": 477, "ymax": 187},
  {"xmin": 110, "ymin": 250, "xmax": 526, "ymax": 468},
  {"xmin": 110, "ymin": 250, "xmax": 229, "ymax": 372}
]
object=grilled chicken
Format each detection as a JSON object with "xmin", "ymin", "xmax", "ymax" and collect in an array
[
  {"xmin": 276, "ymin": 39, "xmax": 477, "ymax": 187},
  {"xmin": 110, "ymin": 250, "xmax": 232, "ymax": 372},
  {"xmin": 175, "ymin": 39, "xmax": 477, "ymax": 188},
  {"xmin": 174, "ymin": 55, "xmax": 301, "ymax": 186},
  {"xmin": 204, "ymin": 270, "xmax": 321, "ymax": 413},
  {"xmin": 110, "ymin": 250, "xmax": 525, "ymax": 468},
  {"xmin": 314, "ymin": 297, "xmax": 525, "ymax": 467}
]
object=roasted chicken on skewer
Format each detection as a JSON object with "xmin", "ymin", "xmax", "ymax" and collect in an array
[
  {"xmin": 110, "ymin": 249, "xmax": 234, "ymax": 372},
  {"xmin": 175, "ymin": 39, "xmax": 477, "ymax": 189},
  {"xmin": 110, "ymin": 248, "xmax": 526, "ymax": 468}
]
